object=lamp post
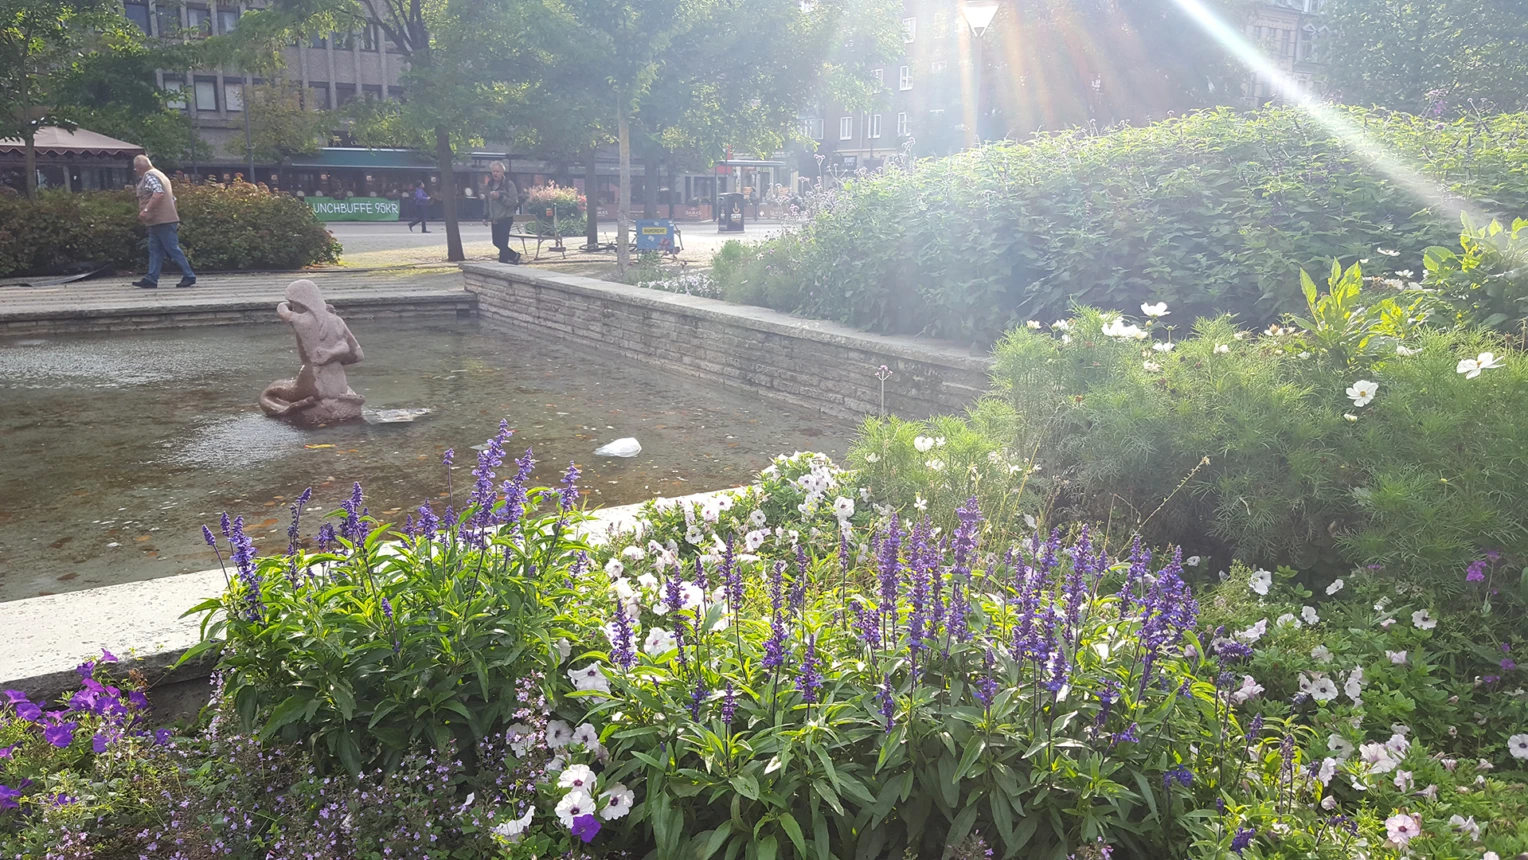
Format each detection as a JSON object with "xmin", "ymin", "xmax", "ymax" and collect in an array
[{"xmin": 961, "ymin": 1, "xmax": 1000, "ymax": 146}]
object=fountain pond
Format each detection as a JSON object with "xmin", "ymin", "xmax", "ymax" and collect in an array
[{"xmin": 0, "ymin": 318, "xmax": 851, "ymax": 602}]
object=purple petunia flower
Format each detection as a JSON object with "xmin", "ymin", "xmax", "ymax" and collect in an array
[
  {"xmin": 0, "ymin": 744, "xmax": 15, "ymax": 759},
  {"xmin": 44, "ymin": 721, "xmax": 76, "ymax": 749},
  {"xmin": 571, "ymin": 813, "xmax": 601, "ymax": 843},
  {"xmin": 99, "ymin": 648, "xmax": 118, "ymax": 664},
  {"xmin": 4, "ymin": 690, "xmax": 28, "ymax": 704},
  {"xmin": 92, "ymin": 733, "xmax": 109, "ymax": 754},
  {"xmin": 15, "ymin": 702, "xmax": 41, "ymax": 723},
  {"xmin": 153, "ymin": 728, "xmax": 172, "ymax": 746},
  {"xmin": 0, "ymin": 784, "xmax": 19, "ymax": 810}
]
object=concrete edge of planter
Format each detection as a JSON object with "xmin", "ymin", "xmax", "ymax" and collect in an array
[{"xmin": 0, "ymin": 487, "xmax": 741, "ymax": 705}]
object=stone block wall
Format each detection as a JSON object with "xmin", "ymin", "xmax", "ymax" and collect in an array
[{"xmin": 462, "ymin": 264, "xmax": 991, "ymax": 420}]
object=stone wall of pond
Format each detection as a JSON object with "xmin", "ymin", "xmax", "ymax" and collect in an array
[{"xmin": 461, "ymin": 264, "xmax": 992, "ymax": 420}]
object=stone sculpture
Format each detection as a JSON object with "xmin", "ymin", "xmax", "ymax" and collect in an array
[{"xmin": 259, "ymin": 279, "xmax": 365, "ymax": 427}]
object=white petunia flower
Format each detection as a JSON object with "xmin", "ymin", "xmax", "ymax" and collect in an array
[
  {"xmin": 1249, "ymin": 568, "xmax": 1273, "ymax": 595},
  {"xmin": 1141, "ymin": 302, "xmax": 1170, "ymax": 317},
  {"xmin": 643, "ymin": 627, "xmax": 676, "ymax": 655},
  {"xmin": 504, "ymin": 723, "xmax": 535, "ymax": 757},
  {"xmin": 558, "ymin": 763, "xmax": 597, "ymax": 792},
  {"xmin": 1311, "ymin": 644, "xmax": 1333, "ymax": 663},
  {"xmin": 568, "ymin": 663, "xmax": 611, "ymax": 696},
  {"xmin": 492, "ymin": 807, "xmax": 534, "ymax": 842},
  {"xmin": 600, "ymin": 783, "xmax": 636, "ymax": 820},
  {"xmin": 1395, "ymin": 345, "xmax": 1420, "ymax": 356},
  {"xmin": 833, "ymin": 497, "xmax": 855, "ymax": 519},
  {"xmin": 1326, "ymin": 578, "xmax": 1344, "ymax": 595},
  {"xmin": 1456, "ymin": 352, "xmax": 1503, "ymax": 379},
  {"xmin": 555, "ymin": 789, "xmax": 597, "ymax": 828},
  {"xmin": 1359, "ymin": 742, "xmax": 1398, "ymax": 774},
  {"xmin": 1346, "ymin": 379, "xmax": 1378, "ymax": 407},
  {"xmin": 1412, "ymin": 609, "xmax": 1437, "ymax": 630},
  {"xmin": 1051, "ymin": 319, "xmax": 1072, "ymax": 331},
  {"xmin": 1230, "ymin": 675, "xmax": 1264, "ymax": 705},
  {"xmin": 1393, "ymin": 770, "xmax": 1414, "ymax": 791},
  {"xmin": 1387, "ymin": 650, "xmax": 1408, "ymax": 665},
  {"xmin": 555, "ymin": 638, "xmax": 572, "ymax": 661},
  {"xmin": 1185, "ymin": 555, "xmax": 1201, "ymax": 566},
  {"xmin": 1508, "ymin": 733, "xmax": 1528, "ymax": 760},
  {"xmin": 1449, "ymin": 814, "xmax": 1481, "ymax": 841},
  {"xmin": 1301, "ymin": 605, "xmax": 1320, "ymax": 626},
  {"xmin": 1277, "ymin": 612, "xmax": 1302, "ymax": 629},
  {"xmin": 1345, "ymin": 666, "xmax": 1365, "ymax": 704},
  {"xmin": 1309, "ymin": 677, "xmax": 1340, "ymax": 703},
  {"xmin": 545, "ymin": 719, "xmax": 573, "ymax": 749},
  {"xmin": 570, "ymin": 723, "xmax": 601, "ymax": 752},
  {"xmin": 744, "ymin": 529, "xmax": 768, "ymax": 552},
  {"xmin": 1328, "ymin": 734, "xmax": 1355, "ymax": 761},
  {"xmin": 604, "ymin": 558, "xmax": 625, "ymax": 577},
  {"xmin": 1236, "ymin": 618, "xmax": 1268, "ymax": 643},
  {"xmin": 1384, "ymin": 812, "xmax": 1421, "ymax": 846},
  {"xmin": 621, "ymin": 545, "xmax": 646, "ymax": 561},
  {"xmin": 1317, "ymin": 757, "xmax": 1338, "ymax": 785}
]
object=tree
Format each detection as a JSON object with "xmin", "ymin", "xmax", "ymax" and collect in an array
[
  {"xmin": 232, "ymin": 81, "xmax": 329, "ymax": 168},
  {"xmin": 225, "ymin": 0, "xmax": 539, "ymax": 261},
  {"xmin": 0, "ymin": 0, "xmax": 137, "ymax": 196},
  {"xmin": 1321, "ymin": 0, "xmax": 1528, "ymax": 114}
]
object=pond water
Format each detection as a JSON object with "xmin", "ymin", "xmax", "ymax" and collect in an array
[{"xmin": 0, "ymin": 318, "xmax": 851, "ymax": 602}]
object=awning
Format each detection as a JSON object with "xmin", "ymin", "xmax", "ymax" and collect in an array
[
  {"xmin": 287, "ymin": 147, "xmax": 440, "ymax": 170},
  {"xmin": 0, "ymin": 126, "xmax": 144, "ymax": 157},
  {"xmin": 719, "ymin": 158, "xmax": 786, "ymax": 168}
]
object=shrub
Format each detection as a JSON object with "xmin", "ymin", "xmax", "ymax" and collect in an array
[
  {"xmin": 853, "ymin": 263, "xmax": 1528, "ymax": 592},
  {"xmin": 0, "ymin": 184, "xmax": 339, "ymax": 277},
  {"xmin": 712, "ymin": 107, "xmax": 1528, "ymax": 343},
  {"xmin": 521, "ymin": 182, "xmax": 587, "ymax": 237},
  {"xmin": 1425, "ymin": 216, "xmax": 1528, "ymax": 331}
]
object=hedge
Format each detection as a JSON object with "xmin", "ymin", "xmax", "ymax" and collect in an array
[
  {"xmin": 0, "ymin": 183, "xmax": 340, "ymax": 277},
  {"xmin": 713, "ymin": 106, "xmax": 1528, "ymax": 343}
]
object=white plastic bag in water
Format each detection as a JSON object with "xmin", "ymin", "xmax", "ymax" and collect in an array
[{"xmin": 594, "ymin": 437, "xmax": 642, "ymax": 458}]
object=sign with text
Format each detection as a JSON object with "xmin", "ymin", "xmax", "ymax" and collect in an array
[
  {"xmin": 635, "ymin": 219, "xmax": 677, "ymax": 252},
  {"xmin": 306, "ymin": 196, "xmax": 400, "ymax": 222}
]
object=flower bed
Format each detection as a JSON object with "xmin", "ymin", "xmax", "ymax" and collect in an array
[{"xmin": 5, "ymin": 424, "xmax": 1528, "ymax": 858}]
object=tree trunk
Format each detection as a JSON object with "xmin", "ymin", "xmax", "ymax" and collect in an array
[
  {"xmin": 584, "ymin": 156, "xmax": 599, "ymax": 250},
  {"xmin": 616, "ymin": 104, "xmax": 631, "ymax": 274},
  {"xmin": 23, "ymin": 131, "xmax": 37, "ymax": 198},
  {"xmin": 643, "ymin": 153, "xmax": 658, "ymax": 217},
  {"xmin": 666, "ymin": 163, "xmax": 675, "ymax": 219},
  {"xmin": 435, "ymin": 125, "xmax": 464, "ymax": 262}
]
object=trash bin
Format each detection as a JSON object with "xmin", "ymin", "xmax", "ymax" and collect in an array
[{"xmin": 717, "ymin": 192, "xmax": 745, "ymax": 232}]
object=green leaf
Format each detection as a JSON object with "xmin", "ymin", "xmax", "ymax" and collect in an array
[
  {"xmin": 698, "ymin": 823, "xmax": 733, "ymax": 860},
  {"xmin": 756, "ymin": 834, "xmax": 778, "ymax": 860},
  {"xmin": 260, "ymin": 694, "xmax": 311, "ymax": 740},
  {"xmin": 779, "ymin": 812, "xmax": 807, "ymax": 858}
]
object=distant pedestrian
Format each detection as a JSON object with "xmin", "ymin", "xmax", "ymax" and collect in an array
[
  {"xmin": 483, "ymin": 161, "xmax": 521, "ymax": 264},
  {"xmin": 407, "ymin": 181, "xmax": 431, "ymax": 232},
  {"xmin": 131, "ymin": 154, "xmax": 196, "ymax": 289}
]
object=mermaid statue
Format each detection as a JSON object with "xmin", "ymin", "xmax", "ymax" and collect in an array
[{"xmin": 259, "ymin": 279, "xmax": 365, "ymax": 427}]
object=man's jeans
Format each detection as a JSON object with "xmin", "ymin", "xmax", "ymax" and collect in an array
[{"xmin": 146, "ymin": 222, "xmax": 195, "ymax": 284}]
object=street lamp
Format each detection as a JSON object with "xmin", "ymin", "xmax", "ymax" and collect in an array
[{"xmin": 961, "ymin": 1, "xmax": 1000, "ymax": 145}]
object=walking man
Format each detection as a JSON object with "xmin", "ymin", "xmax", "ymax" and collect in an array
[
  {"xmin": 132, "ymin": 155, "xmax": 196, "ymax": 289},
  {"xmin": 484, "ymin": 161, "xmax": 521, "ymax": 264}
]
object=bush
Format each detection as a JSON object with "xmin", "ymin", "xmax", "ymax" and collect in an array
[
  {"xmin": 521, "ymin": 182, "xmax": 587, "ymax": 237},
  {"xmin": 712, "ymin": 106, "xmax": 1528, "ymax": 343},
  {"xmin": 0, "ymin": 184, "xmax": 340, "ymax": 277},
  {"xmin": 851, "ymin": 261, "xmax": 1528, "ymax": 592}
]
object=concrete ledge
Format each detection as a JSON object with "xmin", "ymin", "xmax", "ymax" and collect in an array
[
  {"xmin": 0, "ymin": 488, "xmax": 736, "ymax": 704},
  {"xmin": 0, "ymin": 293, "xmax": 476, "ymax": 336},
  {"xmin": 462, "ymin": 263, "xmax": 991, "ymax": 420}
]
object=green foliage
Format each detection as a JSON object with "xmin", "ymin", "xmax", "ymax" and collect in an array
[
  {"xmin": 955, "ymin": 268, "xmax": 1528, "ymax": 590},
  {"xmin": 237, "ymin": 81, "xmax": 330, "ymax": 165},
  {"xmin": 521, "ymin": 182, "xmax": 587, "ymax": 236},
  {"xmin": 192, "ymin": 489, "xmax": 582, "ymax": 775},
  {"xmin": 1322, "ymin": 0, "xmax": 1528, "ymax": 115},
  {"xmin": 713, "ymin": 106, "xmax": 1528, "ymax": 344},
  {"xmin": 1424, "ymin": 215, "xmax": 1528, "ymax": 331},
  {"xmin": 0, "ymin": 185, "xmax": 340, "ymax": 276}
]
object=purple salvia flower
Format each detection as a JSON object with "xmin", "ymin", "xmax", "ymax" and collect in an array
[
  {"xmin": 316, "ymin": 523, "xmax": 337, "ymax": 552},
  {"xmin": 219, "ymin": 512, "xmax": 231, "ymax": 539},
  {"xmin": 721, "ymin": 682, "xmax": 737, "ymax": 724},
  {"xmin": 796, "ymin": 635, "xmax": 822, "ymax": 704},
  {"xmin": 950, "ymin": 497, "xmax": 983, "ymax": 579},
  {"xmin": 693, "ymin": 555, "xmax": 708, "ymax": 591},
  {"xmin": 762, "ymin": 562, "xmax": 788, "ymax": 670},
  {"xmin": 381, "ymin": 597, "xmax": 393, "ymax": 620},
  {"xmin": 1119, "ymin": 536, "xmax": 1151, "ymax": 614},
  {"xmin": 906, "ymin": 521, "xmax": 932, "ymax": 680},
  {"xmin": 721, "ymin": 534, "xmax": 741, "ymax": 611},
  {"xmin": 876, "ymin": 515, "xmax": 902, "ymax": 649},
  {"xmin": 1230, "ymin": 826, "xmax": 1256, "ymax": 855},
  {"xmin": 340, "ymin": 482, "xmax": 366, "ymax": 545},
  {"xmin": 558, "ymin": 461, "xmax": 581, "ymax": 513},
  {"xmin": 609, "ymin": 593, "xmax": 636, "ymax": 670},
  {"xmin": 500, "ymin": 447, "xmax": 534, "ymax": 529},
  {"xmin": 853, "ymin": 602, "xmax": 881, "ymax": 650},
  {"xmin": 416, "ymin": 501, "xmax": 439, "ymax": 541},
  {"xmin": 688, "ymin": 679, "xmax": 708, "ymax": 720},
  {"xmin": 202, "ymin": 525, "xmax": 218, "ymax": 549},
  {"xmin": 973, "ymin": 648, "xmax": 999, "ymax": 709},
  {"xmin": 877, "ymin": 675, "xmax": 895, "ymax": 731},
  {"xmin": 227, "ymin": 516, "xmax": 261, "ymax": 621}
]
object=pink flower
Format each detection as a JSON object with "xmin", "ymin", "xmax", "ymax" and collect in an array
[{"xmin": 1384, "ymin": 812, "xmax": 1421, "ymax": 846}]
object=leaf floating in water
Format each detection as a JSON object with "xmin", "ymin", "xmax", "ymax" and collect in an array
[{"xmin": 305, "ymin": 444, "xmax": 335, "ymax": 449}]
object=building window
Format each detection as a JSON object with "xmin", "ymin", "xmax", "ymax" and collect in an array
[
  {"xmin": 839, "ymin": 115, "xmax": 853, "ymax": 140},
  {"xmin": 873, "ymin": 67, "xmax": 883, "ymax": 86},
  {"xmin": 185, "ymin": 6, "xmax": 211, "ymax": 37},
  {"xmin": 217, "ymin": 8, "xmax": 239, "ymax": 34},
  {"xmin": 225, "ymin": 80, "xmax": 244, "ymax": 111},
  {"xmin": 335, "ymin": 83, "xmax": 357, "ymax": 106},
  {"xmin": 362, "ymin": 23, "xmax": 379, "ymax": 51},
  {"xmin": 163, "ymin": 79, "xmax": 186, "ymax": 110},
  {"xmin": 154, "ymin": 5, "xmax": 179, "ymax": 38},
  {"xmin": 333, "ymin": 30, "xmax": 355, "ymax": 50},
  {"xmin": 362, "ymin": 84, "xmax": 383, "ymax": 101},
  {"xmin": 800, "ymin": 116, "xmax": 823, "ymax": 139},
  {"xmin": 124, "ymin": 2, "xmax": 150, "ymax": 33},
  {"xmin": 309, "ymin": 32, "xmax": 327, "ymax": 49},
  {"xmin": 387, "ymin": 86, "xmax": 406, "ymax": 101},
  {"xmin": 307, "ymin": 84, "xmax": 331, "ymax": 111},
  {"xmin": 193, "ymin": 78, "xmax": 218, "ymax": 111},
  {"xmin": 931, "ymin": 59, "xmax": 947, "ymax": 73},
  {"xmin": 899, "ymin": 65, "xmax": 911, "ymax": 91},
  {"xmin": 896, "ymin": 112, "xmax": 909, "ymax": 136},
  {"xmin": 869, "ymin": 114, "xmax": 881, "ymax": 138},
  {"xmin": 902, "ymin": 16, "xmax": 916, "ymax": 42}
]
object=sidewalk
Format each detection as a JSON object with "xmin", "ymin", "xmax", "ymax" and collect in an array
[{"xmin": 0, "ymin": 267, "xmax": 473, "ymax": 335}]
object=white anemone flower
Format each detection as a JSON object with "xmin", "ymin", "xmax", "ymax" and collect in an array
[
  {"xmin": 1457, "ymin": 352, "xmax": 1503, "ymax": 379},
  {"xmin": 1141, "ymin": 301, "xmax": 1170, "ymax": 317},
  {"xmin": 1346, "ymin": 379, "xmax": 1378, "ymax": 407}
]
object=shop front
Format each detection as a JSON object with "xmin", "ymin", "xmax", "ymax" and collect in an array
[{"xmin": 0, "ymin": 127, "xmax": 143, "ymax": 195}]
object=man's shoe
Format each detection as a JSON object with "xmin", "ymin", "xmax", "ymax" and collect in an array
[
  {"xmin": 132, "ymin": 279, "xmax": 157, "ymax": 289},
  {"xmin": 175, "ymin": 277, "xmax": 197, "ymax": 288}
]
